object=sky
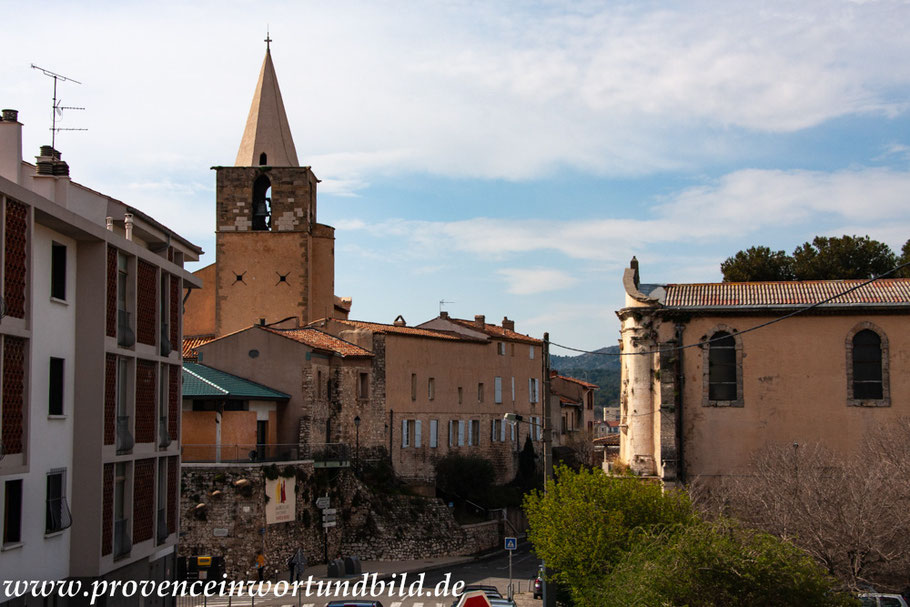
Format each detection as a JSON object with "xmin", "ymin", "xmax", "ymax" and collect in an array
[{"xmin": 3, "ymin": 0, "xmax": 910, "ymax": 350}]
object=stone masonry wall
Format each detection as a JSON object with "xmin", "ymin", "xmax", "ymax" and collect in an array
[{"xmin": 180, "ymin": 463, "xmax": 501, "ymax": 579}]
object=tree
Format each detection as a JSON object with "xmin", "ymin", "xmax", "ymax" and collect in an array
[
  {"xmin": 722, "ymin": 246, "xmax": 795, "ymax": 282},
  {"xmin": 698, "ymin": 420, "xmax": 910, "ymax": 592},
  {"xmin": 599, "ymin": 520, "xmax": 855, "ymax": 607},
  {"xmin": 434, "ymin": 454, "xmax": 494, "ymax": 503},
  {"xmin": 514, "ymin": 435, "xmax": 538, "ymax": 492},
  {"xmin": 524, "ymin": 465, "xmax": 694, "ymax": 603},
  {"xmin": 720, "ymin": 235, "xmax": 900, "ymax": 282},
  {"xmin": 791, "ymin": 235, "xmax": 897, "ymax": 280},
  {"xmin": 899, "ymin": 239, "xmax": 910, "ymax": 278}
]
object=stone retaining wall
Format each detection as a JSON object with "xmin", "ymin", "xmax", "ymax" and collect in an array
[{"xmin": 179, "ymin": 463, "xmax": 503, "ymax": 578}]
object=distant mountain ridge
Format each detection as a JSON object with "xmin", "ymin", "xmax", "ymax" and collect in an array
[{"xmin": 550, "ymin": 345, "xmax": 621, "ymax": 409}]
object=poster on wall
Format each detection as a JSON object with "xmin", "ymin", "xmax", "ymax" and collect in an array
[{"xmin": 265, "ymin": 476, "xmax": 296, "ymax": 524}]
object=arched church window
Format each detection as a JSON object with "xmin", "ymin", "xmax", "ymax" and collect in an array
[
  {"xmin": 252, "ymin": 174, "xmax": 272, "ymax": 231},
  {"xmin": 259, "ymin": 152, "xmax": 267, "ymax": 165}
]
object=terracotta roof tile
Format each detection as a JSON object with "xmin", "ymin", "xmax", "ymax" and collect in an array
[
  {"xmin": 262, "ymin": 327, "xmax": 373, "ymax": 357},
  {"xmin": 332, "ymin": 319, "xmax": 469, "ymax": 341},
  {"xmin": 183, "ymin": 335, "xmax": 216, "ymax": 361},
  {"xmin": 556, "ymin": 374, "xmax": 599, "ymax": 389},
  {"xmin": 664, "ymin": 278, "xmax": 910, "ymax": 309},
  {"xmin": 447, "ymin": 318, "xmax": 543, "ymax": 345}
]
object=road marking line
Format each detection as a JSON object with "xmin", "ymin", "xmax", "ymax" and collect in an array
[{"xmin": 391, "ymin": 602, "xmax": 403, "ymax": 607}]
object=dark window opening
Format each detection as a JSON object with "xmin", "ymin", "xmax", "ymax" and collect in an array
[
  {"xmin": 51, "ymin": 242, "xmax": 66, "ymax": 300},
  {"xmin": 358, "ymin": 373, "xmax": 369, "ymax": 399},
  {"xmin": 3, "ymin": 479, "xmax": 23, "ymax": 545},
  {"xmin": 49, "ymin": 357, "xmax": 64, "ymax": 415},
  {"xmin": 708, "ymin": 332, "xmax": 737, "ymax": 401},
  {"xmin": 259, "ymin": 152, "xmax": 267, "ymax": 165},
  {"xmin": 853, "ymin": 330, "xmax": 883, "ymax": 399},
  {"xmin": 46, "ymin": 470, "xmax": 72, "ymax": 534},
  {"xmin": 252, "ymin": 175, "xmax": 272, "ymax": 231}
]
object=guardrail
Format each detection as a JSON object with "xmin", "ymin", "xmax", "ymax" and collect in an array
[{"xmin": 181, "ymin": 443, "xmax": 350, "ymax": 465}]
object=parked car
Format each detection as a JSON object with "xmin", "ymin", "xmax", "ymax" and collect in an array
[
  {"xmin": 462, "ymin": 585, "xmax": 503, "ymax": 599},
  {"xmin": 489, "ymin": 599, "xmax": 517, "ymax": 607},
  {"xmin": 859, "ymin": 593, "xmax": 909, "ymax": 607}
]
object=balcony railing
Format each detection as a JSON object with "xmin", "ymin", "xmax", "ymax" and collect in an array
[
  {"xmin": 116, "ymin": 415, "xmax": 134, "ymax": 454},
  {"xmin": 114, "ymin": 518, "xmax": 131, "ymax": 558},
  {"xmin": 181, "ymin": 443, "xmax": 350, "ymax": 465},
  {"xmin": 158, "ymin": 416, "xmax": 171, "ymax": 449},
  {"xmin": 117, "ymin": 309, "xmax": 135, "ymax": 347},
  {"xmin": 46, "ymin": 496, "xmax": 73, "ymax": 534},
  {"xmin": 156, "ymin": 507, "xmax": 168, "ymax": 544}
]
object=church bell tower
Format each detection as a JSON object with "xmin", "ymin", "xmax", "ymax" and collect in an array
[{"xmin": 208, "ymin": 39, "xmax": 338, "ymax": 337}]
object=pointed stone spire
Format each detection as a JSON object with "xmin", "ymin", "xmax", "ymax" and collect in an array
[{"xmin": 235, "ymin": 45, "xmax": 299, "ymax": 167}]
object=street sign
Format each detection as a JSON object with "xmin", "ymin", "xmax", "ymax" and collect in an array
[
  {"xmin": 504, "ymin": 537, "xmax": 517, "ymax": 551},
  {"xmin": 316, "ymin": 497, "xmax": 330, "ymax": 509},
  {"xmin": 322, "ymin": 513, "xmax": 337, "ymax": 523},
  {"xmin": 322, "ymin": 521, "xmax": 337, "ymax": 528},
  {"xmin": 322, "ymin": 508, "xmax": 337, "ymax": 515},
  {"xmin": 455, "ymin": 590, "xmax": 491, "ymax": 607}
]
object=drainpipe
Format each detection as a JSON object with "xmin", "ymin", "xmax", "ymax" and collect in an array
[{"xmin": 675, "ymin": 323, "xmax": 685, "ymax": 484}]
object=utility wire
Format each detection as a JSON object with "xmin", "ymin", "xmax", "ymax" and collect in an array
[{"xmin": 551, "ymin": 261, "xmax": 910, "ymax": 357}]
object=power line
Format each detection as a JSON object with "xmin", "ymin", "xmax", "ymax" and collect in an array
[{"xmin": 551, "ymin": 261, "xmax": 910, "ymax": 357}]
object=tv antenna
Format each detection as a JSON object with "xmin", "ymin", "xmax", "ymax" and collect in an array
[
  {"xmin": 439, "ymin": 299, "xmax": 455, "ymax": 314},
  {"xmin": 30, "ymin": 64, "xmax": 86, "ymax": 150}
]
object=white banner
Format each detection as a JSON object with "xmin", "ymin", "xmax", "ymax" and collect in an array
[{"xmin": 265, "ymin": 476, "xmax": 295, "ymax": 524}]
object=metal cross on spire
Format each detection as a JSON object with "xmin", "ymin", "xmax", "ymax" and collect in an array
[{"xmin": 265, "ymin": 29, "xmax": 272, "ymax": 51}]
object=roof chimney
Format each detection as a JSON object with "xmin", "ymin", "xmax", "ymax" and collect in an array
[
  {"xmin": 393, "ymin": 315, "xmax": 407, "ymax": 327},
  {"xmin": 501, "ymin": 316, "xmax": 515, "ymax": 331},
  {"xmin": 474, "ymin": 314, "xmax": 485, "ymax": 328},
  {"xmin": 1, "ymin": 109, "xmax": 18, "ymax": 121},
  {"xmin": 35, "ymin": 145, "xmax": 69, "ymax": 177},
  {"xmin": 0, "ymin": 109, "xmax": 22, "ymax": 183},
  {"xmin": 124, "ymin": 213, "xmax": 133, "ymax": 241},
  {"xmin": 439, "ymin": 311, "xmax": 449, "ymax": 319}
]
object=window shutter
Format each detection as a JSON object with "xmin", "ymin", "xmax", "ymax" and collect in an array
[
  {"xmin": 448, "ymin": 420, "xmax": 454, "ymax": 446},
  {"xmin": 402, "ymin": 419, "xmax": 409, "ymax": 447},
  {"xmin": 458, "ymin": 421, "xmax": 465, "ymax": 446},
  {"xmin": 494, "ymin": 377, "xmax": 502, "ymax": 403},
  {"xmin": 491, "ymin": 419, "xmax": 496, "ymax": 442},
  {"xmin": 430, "ymin": 420, "xmax": 438, "ymax": 448},
  {"xmin": 415, "ymin": 420, "xmax": 422, "ymax": 448},
  {"xmin": 501, "ymin": 419, "xmax": 506, "ymax": 442},
  {"xmin": 511, "ymin": 377, "xmax": 515, "ymax": 401},
  {"xmin": 467, "ymin": 420, "xmax": 473, "ymax": 446}
]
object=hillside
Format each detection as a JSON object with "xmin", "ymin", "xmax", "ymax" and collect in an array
[{"xmin": 550, "ymin": 345, "xmax": 621, "ymax": 409}]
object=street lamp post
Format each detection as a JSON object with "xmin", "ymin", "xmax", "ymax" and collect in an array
[{"xmin": 354, "ymin": 415, "xmax": 361, "ymax": 471}]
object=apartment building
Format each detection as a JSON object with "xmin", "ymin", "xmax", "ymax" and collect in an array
[{"xmin": 0, "ymin": 108, "xmax": 201, "ymax": 602}]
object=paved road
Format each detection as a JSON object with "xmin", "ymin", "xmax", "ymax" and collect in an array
[{"xmin": 182, "ymin": 544, "xmax": 540, "ymax": 607}]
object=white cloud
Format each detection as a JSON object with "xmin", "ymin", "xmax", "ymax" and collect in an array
[
  {"xmin": 4, "ymin": 1, "xmax": 910, "ymax": 189},
  {"xmin": 338, "ymin": 165, "xmax": 910, "ymax": 261},
  {"xmin": 497, "ymin": 268, "xmax": 578, "ymax": 295}
]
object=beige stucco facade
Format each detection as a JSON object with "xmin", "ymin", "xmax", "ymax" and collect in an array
[{"xmin": 616, "ymin": 257, "xmax": 910, "ymax": 484}]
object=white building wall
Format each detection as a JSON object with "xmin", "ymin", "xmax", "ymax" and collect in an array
[{"xmin": 0, "ymin": 224, "xmax": 78, "ymax": 582}]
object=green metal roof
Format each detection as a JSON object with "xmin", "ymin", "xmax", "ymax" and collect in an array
[{"xmin": 182, "ymin": 363, "xmax": 290, "ymax": 401}]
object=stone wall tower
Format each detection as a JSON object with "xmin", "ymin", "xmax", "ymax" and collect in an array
[{"xmin": 194, "ymin": 44, "xmax": 339, "ymax": 337}]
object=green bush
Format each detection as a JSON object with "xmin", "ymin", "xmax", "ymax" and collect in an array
[
  {"xmin": 524, "ymin": 466, "xmax": 853, "ymax": 607},
  {"xmin": 598, "ymin": 520, "xmax": 856, "ymax": 607},
  {"xmin": 434, "ymin": 454, "xmax": 495, "ymax": 503}
]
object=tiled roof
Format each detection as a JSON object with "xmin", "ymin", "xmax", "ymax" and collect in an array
[
  {"xmin": 332, "ymin": 319, "xmax": 469, "ymax": 341},
  {"xmin": 556, "ymin": 374, "xmax": 599, "ymax": 389},
  {"xmin": 262, "ymin": 327, "xmax": 373, "ymax": 357},
  {"xmin": 182, "ymin": 363, "xmax": 290, "ymax": 400},
  {"xmin": 447, "ymin": 318, "xmax": 543, "ymax": 345},
  {"xmin": 183, "ymin": 335, "xmax": 216, "ymax": 361},
  {"xmin": 664, "ymin": 279, "xmax": 910, "ymax": 309}
]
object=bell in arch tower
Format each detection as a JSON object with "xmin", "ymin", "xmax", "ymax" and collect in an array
[{"xmin": 183, "ymin": 39, "xmax": 348, "ymax": 339}]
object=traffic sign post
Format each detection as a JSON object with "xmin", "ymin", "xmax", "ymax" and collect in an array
[
  {"xmin": 455, "ymin": 590, "xmax": 492, "ymax": 607},
  {"xmin": 505, "ymin": 537, "xmax": 517, "ymax": 598}
]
